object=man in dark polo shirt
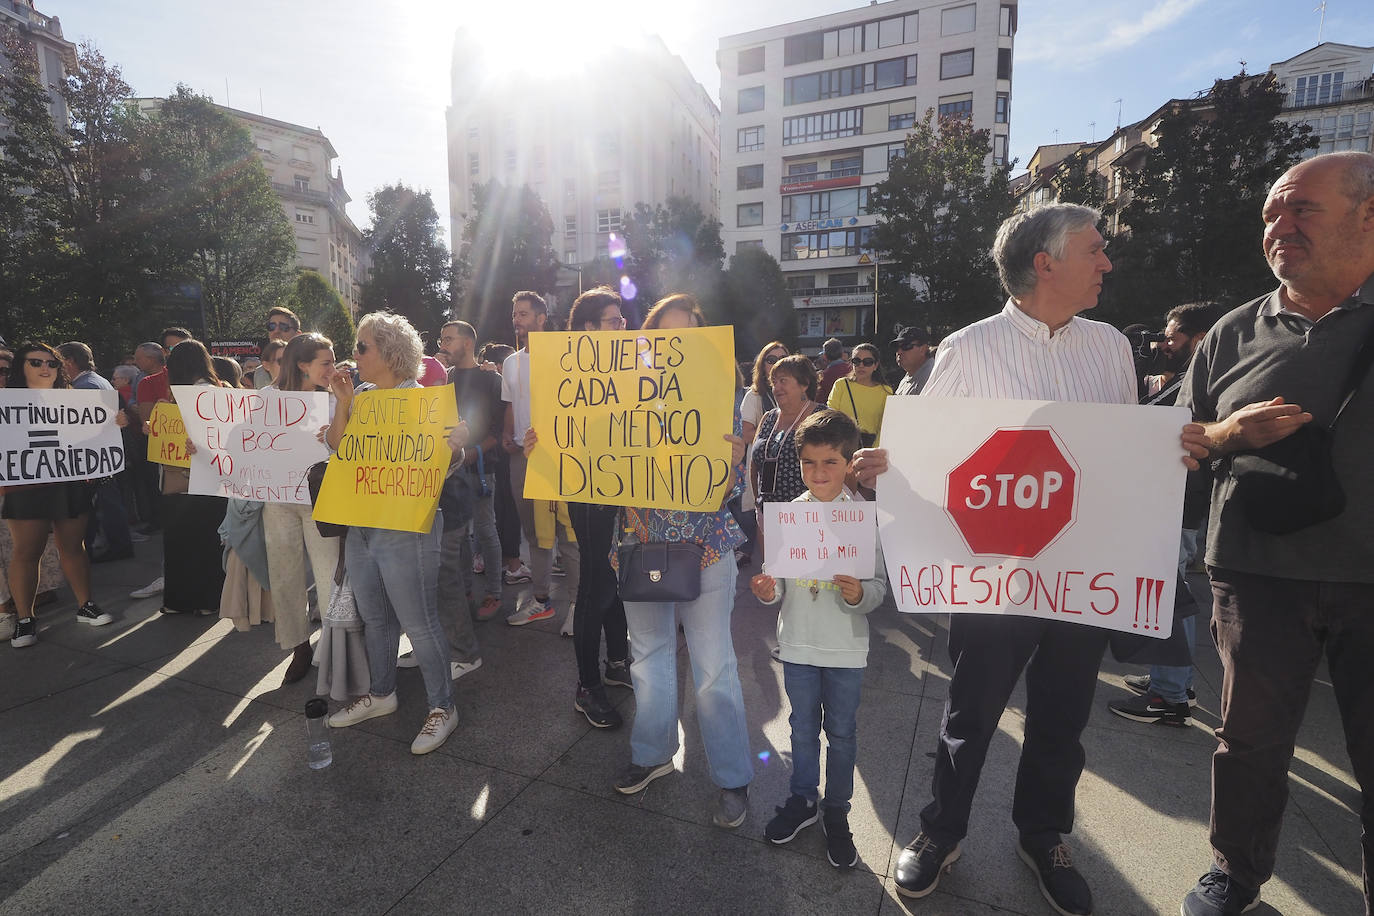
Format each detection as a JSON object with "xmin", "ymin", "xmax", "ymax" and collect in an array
[{"xmin": 1177, "ymin": 151, "xmax": 1374, "ymax": 916}]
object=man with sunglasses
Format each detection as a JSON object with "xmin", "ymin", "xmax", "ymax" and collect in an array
[
  {"xmin": 254, "ymin": 308, "xmax": 301, "ymax": 387},
  {"xmin": 893, "ymin": 326, "xmax": 934, "ymax": 395}
]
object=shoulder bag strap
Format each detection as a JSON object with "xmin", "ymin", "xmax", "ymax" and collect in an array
[
  {"xmin": 844, "ymin": 379, "xmax": 859, "ymax": 420},
  {"xmin": 1331, "ymin": 313, "xmax": 1374, "ymax": 428}
]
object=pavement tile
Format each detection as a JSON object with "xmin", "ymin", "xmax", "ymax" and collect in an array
[{"xmin": 0, "ymin": 637, "xmax": 130, "ymax": 714}]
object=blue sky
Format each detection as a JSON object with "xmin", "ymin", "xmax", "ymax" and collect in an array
[{"xmin": 48, "ymin": 0, "xmax": 1370, "ymax": 240}]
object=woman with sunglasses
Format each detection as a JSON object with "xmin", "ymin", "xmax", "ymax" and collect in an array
[
  {"xmin": 737, "ymin": 341, "xmax": 789, "ymax": 568},
  {"xmin": 826, "ymin": 343, "xmax": 892, "ymax": 450},
  {"xmin": 3, "ymin": 344, "xmax": 127, "ymax": 647}
]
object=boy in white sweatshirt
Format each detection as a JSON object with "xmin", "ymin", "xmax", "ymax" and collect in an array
[{"xmin": 750, "ymin": 409, "xmax": 886, "ymax": 868}]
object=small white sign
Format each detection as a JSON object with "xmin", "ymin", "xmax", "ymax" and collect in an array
[
  {"xmin": 878, "ymin": 396, "xmax": 1189, "ymax": 638},
  {"xmin": 0, "ymin": 389, "xmax": 124, "ymax": 484},
  {"xmin": 174, "ymin": 386, "xmax": 329, "ymax": 504},
  {"xmin": 762, "ymin": 499, "xmax": 878, "ymax": 579}
]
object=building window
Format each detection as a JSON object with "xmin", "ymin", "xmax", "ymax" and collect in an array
[
  {"xmin": 783, "ymin": 13, "xmax": 916, "ymax": 66},
  {"xmin": 738, "ymin": 46, "xmax": 764, "ymax": 74},
  {"xmin": 887, "ymin": 142, "xmax": 906, "ymax": 164},
  {"xmin": 940, "ymin": 49, "xmax": 974, "ymax": 80},
  {"xmin": 737, "ymin": 203, "xmax": 764, "ymax": 227},
  {"xmin": 468, "ymin": 153, "xmax": 479, "ymax": 176},
  {"xmin": 828, "ymin": 272, "xmax": 861, "ymax": 288},
  {"xmin": 783, "ymin": 55, "xmax": 916, "ymax": 105},
  {"xmin": 1000, "ymin": 4, "xmax": 1017, "ymax": 36},
  {"xmin": 596, "ymin": 208, "xmax": 623, "ymax": 233},
  {"xmin": 941, "ymin": 4, "xmax": 976, "ymax": 36},
  {"xmin": 504, "ymin": 150, "xmax": 516, "ymax": 171},
  {"xmin": 782, "ymin": 227, "xmax": 873, "ymax": 261},
  {"xmin": 738, "ymin": 86, "xmax": 765, "ymax": 114},
  {"xmin": 995, "ymin": 93, "xmax": 1009, "ymax": 124},
  {"xmin": 467, "ymin": 122, "xmax": 478, "ymax": 140},
  {"xmin": 293, "ymin": 175, "xmax": 310, "ymax": 192},
  {"xmin": 781, "ymin": 187, "xmax": 869, "ymax": 221},
  {"xmin": 737, "ymin": 164, "xmax": 764, "ymax": 190},
  {"xmin": 735, "ymin": 240, "xmax": 765, "ymax": 253},
  {"xmin": 564, "ymin": 215, "xmax": 577, "ymax": 235},
  {"xmin": 992, "ymin": 134, "xmax": 1008, "ymax": 166},
  {"xmin": 1114, "ymin": 134, "xmax": 1126, "ymax": 153},
  {"xmin": 831, "ymin": 155, "xmax": 861, "ymax": 173},
  {"xmin": 1294, "ymin": 71, "xmax": 1344, "ymax": 107},
  {"xmin": 889, "ymin": 112, "xmax": 916, "ymax": 131},
  {"xmin": 788, "ymin": 162, "xmax": 819, "ymax": 176},
  {"xmin": 783, "ymin": 107, "xmax": 863, "ymax": 145},
  {"xmin": 597, "ymin": 170, "xmax": 620, "ymax": 192},
  {"xmin": 294, "ymin": 210, "xmax": 315, "ymax": 224},
  {"xmin": 938, "ymin": 96, "xmax": 973, "ymax": 121},
  {"xmin": 597, "ymin": 131, "xmax": 619, "ymax": 157},
  {"xmin": 786, "ymin": 274, "xmax": 816, "ymax": 290},
  {"xmin": 784, "ymin": 32, "xmax": 825, "ymax": 66},
  {"xmin": 1302, "ymin": 111, "xmax": 1373, "ymax": 155},
  {"xmin": 738, "ymin": 125, "xmax": 765, "ymax": 152},
  {"xmin": 998, "ymin": 48, "xmax": 1013, "ymax": 81}
]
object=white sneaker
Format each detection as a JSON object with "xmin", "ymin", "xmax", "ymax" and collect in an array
[
  {"xmin": 411, "ymin": 705, "xmax": 458, "ymax": 754},
  {"xmin": 130, "ymin": 576, "xmax": 164, "ymax": 599},
  {"xmin": 0, "ymin": 613, "xmax": 15, "ymax": 642},
  {"xmin": 502, "ymin": 563, "xmax": 532, "ymax": 585},
  {"xmin": 327, "ymin": 692, "xmax": 398, "ymax": 728},
  {"xmin": 450, "ymin": 658, "xmax": 482, "ymax": 680},
  {"xmin": 560, "ymin": 605, "xmax": 575, "ymax": 637}
]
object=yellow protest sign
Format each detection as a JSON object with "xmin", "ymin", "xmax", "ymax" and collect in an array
[
  {"xmin": 312, "ymin": 385, "xmax": 458, "ymax": 533},
  {"xmin": 525, "ymin": 326, "xmax": 736, "ymax": 511},
  {"xmin": 147, "ymin": 402, "xmax": 190, "ymax": 468}
]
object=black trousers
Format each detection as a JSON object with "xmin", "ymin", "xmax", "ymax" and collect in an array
[
  {"xmin": 920, "ymin": 613, "xmax": 1108, "ymax": 849},
  {"xmin": 567, "ymin": 502, "xmax": 630, "ymax": 688},
  {"xmin": 493, "ymin": 457, "xmax": 521, "ymax": 561},
  {"xmin": 1209, "ymin": 568, "xmax": 1373, "ymax": 910}
]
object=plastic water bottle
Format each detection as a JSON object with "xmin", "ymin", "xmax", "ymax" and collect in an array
[{"xmin": 305, "ymin": 698, "xmax": 333, "ymax": 769}]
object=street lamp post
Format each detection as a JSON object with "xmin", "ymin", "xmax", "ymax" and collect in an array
[{"xmin": 557, "ymin": 261, "xmax": 583, "ymax": 295}]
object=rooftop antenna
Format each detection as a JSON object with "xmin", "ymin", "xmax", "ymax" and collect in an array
[
  {"xmin": 1089, "ymin": 121, "xmax": 1096, "ymax": 142},
  {"xmin": 1315, "ymin": 1, "xmax": 1327, "ymax": 43},
  {"xmin": 224, "ymin": 78, "xmax": 230, "ymax": 107},
  {"xmin": 1114, "ymin": 98, "xmax": 1123, "ymax": 131},
  {"xmin": 1052, "ymin": 128, "xmax": 1060, "ymax": 143},
  {"xmin": 259, "ymin": 89, "xmax": 264, "ymax": 115}
]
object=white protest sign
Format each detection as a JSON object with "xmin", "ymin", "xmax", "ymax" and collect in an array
[
  {"xmin": 0, "ymin": 389, "xmax": 124, "ymax": 484},
  {"xmin": 173, "ymin": 386, "xmax": 329, "ymax": 504},
  {"xmin": 762, "ymin": 499, "xmax": 878, "ymax": 579},
  {"xmin": 877, "ymin": 396, "xmax": 1189, "ymax": 638}
]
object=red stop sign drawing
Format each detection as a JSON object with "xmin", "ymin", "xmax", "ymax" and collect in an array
[{"xmin": 945, "ymin": 428, "xmax": 1079, "ymax": 559}]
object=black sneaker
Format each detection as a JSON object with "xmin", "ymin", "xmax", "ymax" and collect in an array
[
  {"xmin": 77, "ymin": 601, "xmax": 114, "ymax": 627},
  {"xmin": 894, "ymin": 832, "xmax": 961, "ymax": 898},
  {"xmin": 614, "ymin": 760, "xmax": 674, "ymax": 795},
  {"xmin": 1016, "ymin": 840, "xmax": 1093, "ymax": 916},
  {"xmin": 821, "ymin": 807, "xmax": 858, "ymax": 868},
  {"xmin": 1123, "ymin": 673, "xmax": 1197, "ymax": 707},
  {"xmin": 1108, "ymin": 693, "xmax": 1191, "ymax": 727},
  {"xmin": 574, "ymin": 685, "xmax": 623, "ymax": 729},
  {"xmin": 10, "ymin": 616, "xmax": 37, "ymax": 648},
  {"xmin": 603, "ymin": 658, "xmax": 633, "ymax": 689},
  {"xmin": 764, "ymin": 794, "xmax": 818, "ymax": 844},
  {"xmin": 1180, "ymin": 867, "xmax": 1260, "ymax": 915}
]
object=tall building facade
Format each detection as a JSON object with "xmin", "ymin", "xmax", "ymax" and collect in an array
[
  {"xmin": 446, "ymin": 33, "xmax": 720, "ymax": 306},
  {"xmin": 223, "ymin": 107, "xmax": 369, "ymax": 318},
  {"xmin": 719, "ymin": 0, "xmax": 1014, "ymax": 347},
  {"xmin": 0, "ymin": 0, "xmax": 75, "ymax": 130},
  {"xmin": 1270, "ymin": 43, "xmax": 1374, "ymax": 158}
]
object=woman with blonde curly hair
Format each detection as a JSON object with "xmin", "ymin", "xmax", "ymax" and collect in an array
[{"xmin": 322, "ymin": 312, "xmax": 463, "ymax": 755}]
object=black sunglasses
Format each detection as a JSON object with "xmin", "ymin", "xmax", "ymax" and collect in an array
[
  {"xmin": 354, "ymin": 341, "xmax": 369, "ymax": 354},
  {"xmin": 898, "ymin": 342, "xmax": 922, "ymax": 351},
  {"xmin": 854, "ymin": 357, "xmax": 878, "ymax": 367},
  {"xmin": 267, "ymin": 321, "xmax": 298, "ymax": 331},
  {"xmin": 27, "ymin": 358, "xmax": 61, "ymax": 369}
]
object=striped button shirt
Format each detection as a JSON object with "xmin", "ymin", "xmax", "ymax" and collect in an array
[{"xmin": 923, "ymin": 300, "xmax": 1136, "ymax": 405}]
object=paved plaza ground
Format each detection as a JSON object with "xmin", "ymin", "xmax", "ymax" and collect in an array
[{"xmin": 0, "ymin": 535, "xmax": 1364, "ymax": 915}]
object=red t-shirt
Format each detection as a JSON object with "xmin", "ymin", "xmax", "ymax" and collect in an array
[
  {"xmin": 818, "ymin": 361, "xmax": 852, "ymax": 402},
  {"xmin": 136, "ymin": 369, "xmax": 170, "ymax": 405}
]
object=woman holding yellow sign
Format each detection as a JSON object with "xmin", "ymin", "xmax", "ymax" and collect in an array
[{"xmin": 322, "ymin": 312, "xmax": 462, "ymax": 756}]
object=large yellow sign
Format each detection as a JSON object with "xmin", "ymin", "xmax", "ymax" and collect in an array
[
  {"xmin": 312, "ymin": 385, "xmax": 458, "ymax": 533},
  {"xmin": 525, "ymin": 327, "xmax": 736, "ymax": 511},
  {"xmin": 147, "ymin": 402, "xmax": 191, "ymax": 468}
]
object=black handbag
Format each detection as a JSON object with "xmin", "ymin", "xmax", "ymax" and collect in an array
[
  {"xmin": 616, "ymin": 508, "xmax": 705, "ymax": 603},
  {"xmin": 305, "ymin": 460, "xmax": 347, "ymax": 538},
  {"xmin": 1226, "ymin": 319, "xmax": 1374, "ymax": 535},
  {"xmin": 842, "ymin": 379, "xmax": 878, "ymax": 447}
]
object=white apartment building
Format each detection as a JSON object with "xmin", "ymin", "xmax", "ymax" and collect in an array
[
  {"xmin": 0, "ymin": 0, "xmax": 75, "ymax": 130},
  {"xmin": 719, "ymin": 0, "xmax": 1014, "ymax": 345},
  {"xmin": 446, "ymin": 32, "xmax": 720, "ymax": 303},
  {"xmin": 224, "ymin": 107, "xmax": 370, "ymax": 318},
  {"xmin": 1270, "ymin": 43, "xmax": 1374, "ymax": 158}
]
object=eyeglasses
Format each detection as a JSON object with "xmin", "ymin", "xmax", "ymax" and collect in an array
[
  {"xmin": 898, "ymin": 342, "xmax": 922, "ymax": 351},
  {"xmin": 27, "ymin": 358, "xmax": 61, "ymax": 369},
  {"xmin": 854, "ymin": 357, "xmax": 878, "ymax": 367},
  {"xmin": 354, "ymin": 341, "xmax": 369, "ymax": 355},
  {"xmin": 267, "ymin": 321, "xmax": 298, "ymax": 331},
  {"xmin": 599, "ymin": 315, "xmax": 627, "ymax": 328}
]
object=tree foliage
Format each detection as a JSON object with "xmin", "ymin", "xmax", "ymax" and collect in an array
[
  {"xmin": 1103, "ymin": 73, "xmax": 1315, "ymax": 326},
  {"xmin": 283, "ymin": 270, "xmax": 355, "ymax": 354},
  {"xmin": 620, "ymin": 196, "xmax": 726, "ymax": 320},
  {"xmin": 451, "ymin": 180, "xmax": 554, "ymax": 345},
  {"xmin": 722, "ymin": 247, "xmax": 797, "ymax": 356},
  {"xmin": 867, "ymin": 112, "xmax": 1014, "ymax": 336}
]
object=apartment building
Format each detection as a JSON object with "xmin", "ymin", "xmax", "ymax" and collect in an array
[
  {"xmin": 1271, "ymin": 43, "xmax": 1374, "ymax": 158},
  {"xmin": 0, "ymin": 0, "xmax": 75, "ymax": 130},
  {"xmin": 719, "ymin": 0, "xmax": 1014, "ymax": 347}
]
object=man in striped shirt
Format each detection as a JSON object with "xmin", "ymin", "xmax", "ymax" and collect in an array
[{"xmin": 875, "ymin": 204, "xmax": 1131, "ymax": 916}]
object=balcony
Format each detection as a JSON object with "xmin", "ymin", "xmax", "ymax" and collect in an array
[
  {"xmin": 271, "ymin": 181, "xmax": 346, "ymax": 212},
  {"xmin": 1284, "ymin": 78, "xmax": 1374, "ymax": 110}
]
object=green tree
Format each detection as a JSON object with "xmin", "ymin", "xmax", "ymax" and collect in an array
[
  {"xmin": 722, "ymin": 247, "xmax": 798, "ymax": 355},
  {"xmin": 283, "ymin": 270, "xmax": 355, "ymax": 353},
  {"xmin": 867, "ymin": 111, "xmax": 1014, "ymax": 336},
  {"xmin": 621, "ymin": 196, "xmax": 726, "ymax": 314},
  {"xmin": 1105, "ymin": 72, "xmax": 1315, "ymax": 326},
  {"xmin": 1054, "ymin": 148, "xmax": 1108, "ymax": 210},
  {"xmin": 452, "ymin": 180, "xmax": 556, "ymax": 345},
  {"xmin": 361, "ymin": 183, "xmax": 453, "ymax": 338}
]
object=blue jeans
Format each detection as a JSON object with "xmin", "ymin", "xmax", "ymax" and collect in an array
[
  {"xmin": 1150, "ymin": 528, "xmax": 1200, "ymax": 703},
  {"xmin": 347, "ymin": 515, "xmax": 452, "ymax": 711},
  {"xmin": 467, "ymin": 473, "xmax": 502, "ymax": 600},
  {"xmin": 623, "ymin": 554, "xmax": 752, "ymax": 790},
  {"xmin": 783, "ymin": 662, "xmax": 863, "ymax": 812}
]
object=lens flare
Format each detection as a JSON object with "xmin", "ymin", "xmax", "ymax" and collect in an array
[
  {"xmin": 757, "ymin": 750, "xmax": 771, "ymax": 764},
  {"xmin": 607, "ymin": 233, "xmax": 627, "ymax": 260},
  {"xmin": 619, "ymin": 275, "xmax": 638, "ymax": 301}
]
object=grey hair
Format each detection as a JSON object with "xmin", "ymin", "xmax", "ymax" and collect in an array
[
  {"xmin": 1319, "ymin": 151, "xmax": 1374, "ymax": 206},
  {"xmin": 993, "ymin": 204, "xmax": 1102, "ymax": 299},
  {"xmin": 357, "ymin": 311, "xmax": 423, "ymax": 382},
  {"xmin": 136, "ymin": 342, "xmax": 166, "ymax": 365},
  {"xmin": 112, "ymin": 365, "xmax": 140, "ymax": 383}
]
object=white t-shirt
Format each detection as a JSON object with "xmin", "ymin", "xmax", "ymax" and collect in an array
[{"xmin": 500, "ymin": 349, "xmax": 532, "ymax": 447}]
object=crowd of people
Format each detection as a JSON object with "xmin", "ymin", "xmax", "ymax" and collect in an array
[{"xmin": 1, "ymin": 150, "xmax": 1370, "ymax": 916}]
